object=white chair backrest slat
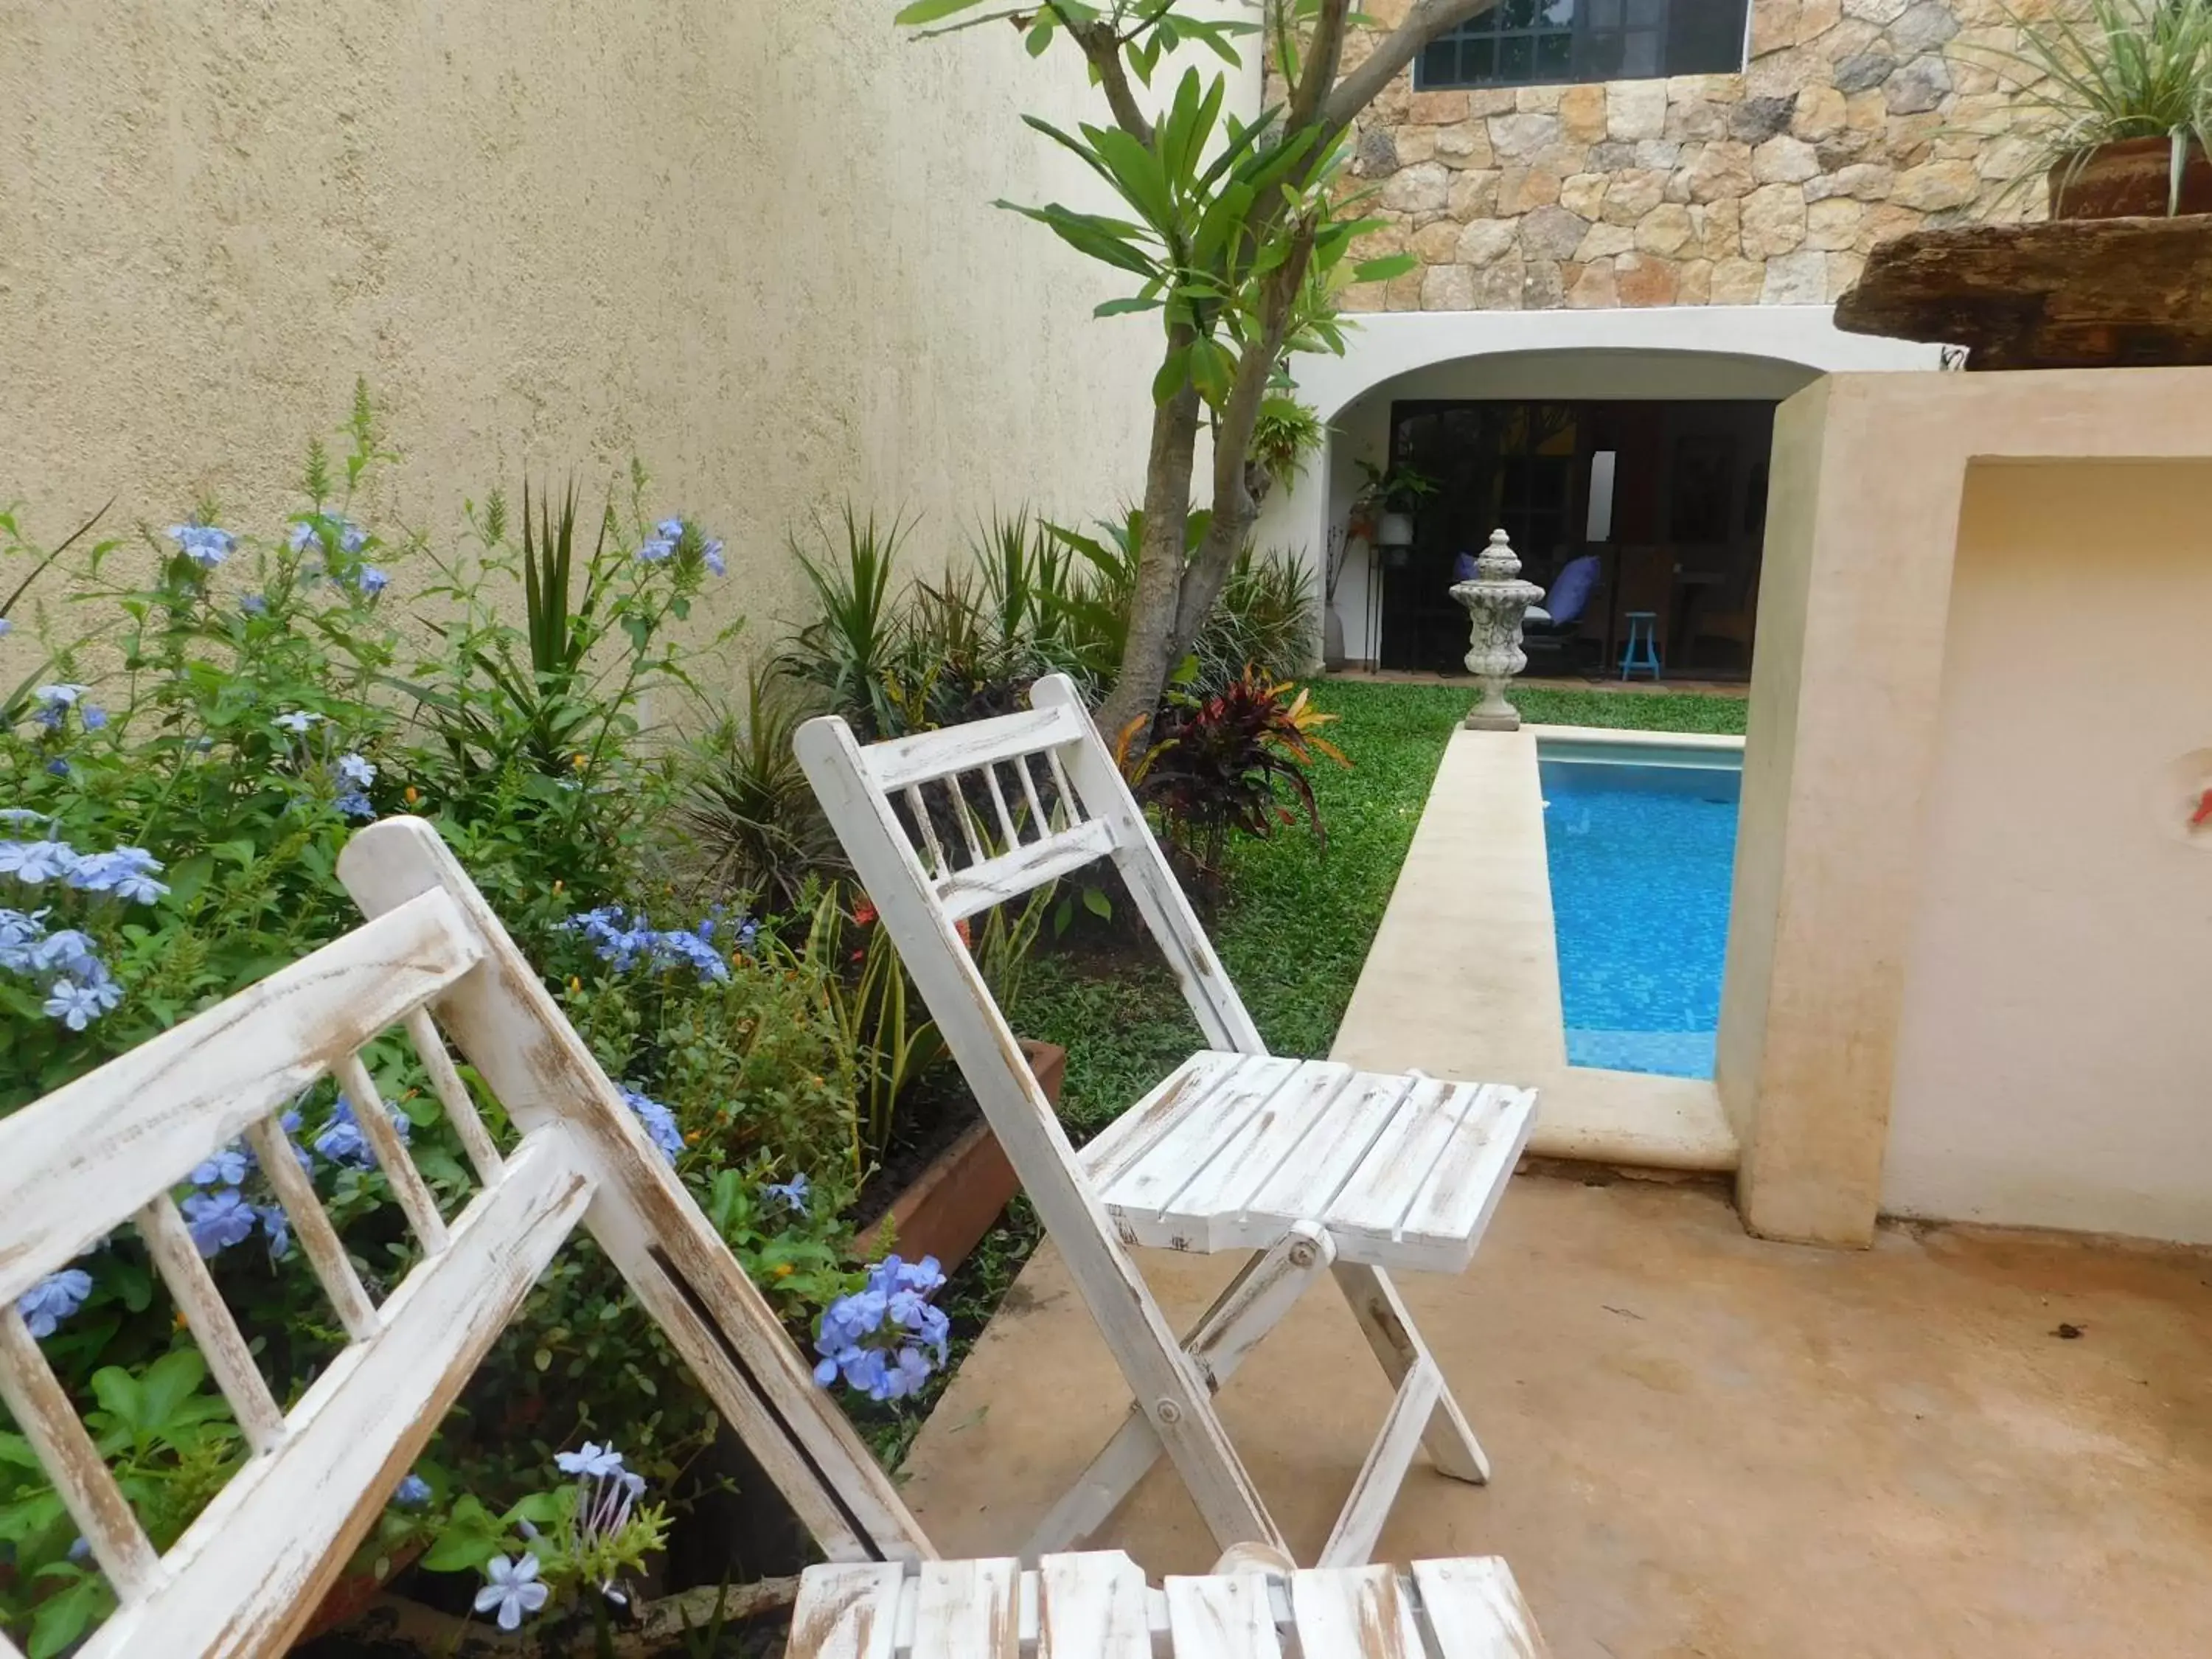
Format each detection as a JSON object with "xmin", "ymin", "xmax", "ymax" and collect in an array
[
  {"xmin": 0, "ymin": 815, "xmax": 931, "ymax": 1659},
  {"xmin": 0, "ymin": 891, "xmax": 481, "ymax": 1312}
]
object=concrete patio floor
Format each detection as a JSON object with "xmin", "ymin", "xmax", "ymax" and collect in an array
[{"xmin": 899, "ymin": 1173, "xmax": 2212, "ymax": 1657}]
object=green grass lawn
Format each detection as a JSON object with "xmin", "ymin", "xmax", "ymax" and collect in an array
[{"xmin": 871, "ymin": 678, "xmax": 1744, "ymax": 1464}]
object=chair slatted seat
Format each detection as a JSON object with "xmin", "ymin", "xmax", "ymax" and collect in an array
[
  {"xmin": 797, "ymin": 674, "xmax": 1541, "ymax": 1572},
  {"xmin": 788, "ymin": 1551, "xmax": 1551, "ymax": 1659}
]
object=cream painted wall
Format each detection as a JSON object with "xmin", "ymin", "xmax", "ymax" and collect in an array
[
  {"xmin": 1881, "ymin": 462, "xmax": 2212, "ymax": 1242},
  {"xmin": 0, "ymin": 4, "xmax": 1242, "ymax": 667},
  {"xmin": 1719, "ymin": 369, "xmax": 2212, "ymax": 1248}
]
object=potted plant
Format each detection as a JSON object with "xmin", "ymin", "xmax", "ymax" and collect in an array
[
  {"xmin": 1986, "ymin": 0, "xmax": 2212, "ymax": 218},
  {"xmin": 1352, "ymin": 462, "xmax": 1439, "ymax": 568}
]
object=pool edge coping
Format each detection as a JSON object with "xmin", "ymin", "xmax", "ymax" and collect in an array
[{"xmin": 1526, "ymin": 723, "xmax": 1747, "ymax": 753}]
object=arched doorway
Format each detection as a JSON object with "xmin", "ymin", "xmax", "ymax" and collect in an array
[{"xmin": 1257, "ymin": 307, "xmax": 1941, "ymax": 675}]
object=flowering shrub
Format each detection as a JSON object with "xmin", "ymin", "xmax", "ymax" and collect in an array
[{"xmin": 0, "ymin": 392, "xmax": 893, "ymax": 1654}]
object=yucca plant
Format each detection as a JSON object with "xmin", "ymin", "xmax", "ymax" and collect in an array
[
  {"xmin": 1980, "ymin": 0, "xmax": 2212, "ymax": 215},
  {"xmin": 1196, "ymin": 546, "xmax": 1318, "ymax": 695},
  {"xmin": 779, "ymin": 507, "xmax": 909, "ymax": 740},
  {"xmin": 678, "ymin": 667, "xmax": 846, "ymax": 912}
]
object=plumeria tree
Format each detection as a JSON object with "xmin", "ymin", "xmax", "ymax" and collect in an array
[{"xmin": 897, "ymin": 0, "xmax": 1503, "ymax": 737}]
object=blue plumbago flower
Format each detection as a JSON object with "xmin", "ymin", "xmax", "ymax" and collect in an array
[
  {"xmin": 189, "ymin": 1145, "xmax": 251, "ymax": 1188},
  {"xmin": 68, "ymin": 847, "xmax": 167, "ymax": 904},
  {"xmin": 636, "ymin": 521, "xmax": 678, "ymax": 563},
  {"xmin": 274, "ymin": 710, "xmax": 322, "ymax": 734},
  {"xmin": 0, "ymin": 809, "xmax": 46, "ymax": 824},
  {"xmin": 313, "ymin": 1093, "xmax": 411, "ymax": 1168},
  {"xmin": 44, "ymin": 759, "xmax": 68, "ymax": 777},
  {"xmin": 0, "ymin": 908, "xmax": 46, "ymax": 970},
  {"xmin": 66, "ymin": 1537, "xmax": 91, "ymax": 1563},
  {"xmin": 165, "ymin": 524, "xmax": 236, "ymax": 569},
  {"xmin": 333, "ymin": 790, "xmax": 375, "ymax": 821},
  {"xmin": 240, "ymin": 594, "xmax": 268, "ymax": 616},
  {"xmin": 288, "ymin": 515, "xmax": 368, "ymax": 556},
  {"xmin": 43, "ymin": 978, "xmax": 107, "ymax": 1031},
  {"xmin": 813, "ymin": 1254, "xmax": 950, "ymax": 1404},
  {"xmin": 258, "ymin": 1203, "xmax": 291, "ymax": 1261},
  {"xmin": 555, "ymin": 1441, "xmax": 627, "ymax": 1479},
  {"xmin": 335, "ymin": 752, "xmax": 376, "ymax": 788},
  {"xmin": 31, "ymin": 930, "xmax": 102, "ymax": 979},
  {"xmin": 353, "ymin": 565, "xmax": 389, "ymax": 597},
  {"xmin": 701, "ymin": 537, "xmax": 726, "ymax": 578},
  {"xmin": 182, "ymin": 1188, "xmax": 257, "ymax": 1258},
  {"xmin": 0, "ymin": 839, "xmax": 79, "ymax": 884},
  {"xmin": 0, "ymin": 616, "xmax": 10, "ymax": 636},
  {"xmin": 392, "ymin": 1472, "xmax": 433, "ymax": 1509},
  {"xmin": 16, "ymin": 1268, "xmax": 93, "ymax": 1339},
  {"xmin": 476, "ymin": 1554, "xmax": 549, "ymax": 1632},
  {"xmin": 561, "ymin": 905, "xmax": 733, "ymax": 984},
  {"xmin": 29, "ymin": 685, "xmax": 90, "ymax": 735},
  {"xmin": 80, "ymin": 706, "xmax": 108, "ymax": 731},
  {"xmin": 763, "ymin": 1175, "xmax": 810, "ymax": 1217},
  {"xmin": 277, "ymin": 1107, "xmax": 315, "ymax": 1173},
  {"xmin": 618, "ymin": 1087, "xmax": 684, "ymax": 1161},
  {"xmin": 562, "ymin": 1445, "xmax": 649, "ymax": 1602}
]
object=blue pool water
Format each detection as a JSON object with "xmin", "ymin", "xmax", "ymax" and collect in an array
[{"xmin": 1539, "ymin": 742, "xmax": 1742, "ymax": 1079}]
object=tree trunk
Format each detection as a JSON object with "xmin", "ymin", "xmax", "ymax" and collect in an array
[{"xmin": 1097, "ymin": 361, "xmax": 1202, "ymax": 748}]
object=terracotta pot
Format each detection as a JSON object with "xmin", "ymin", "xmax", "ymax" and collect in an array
[
  {"xmin": 299, "ymin": 1539, "xmax": 427, "ymax": 1642},
  {"xmin": 855, "ymin": 1040, "xmax": 1065, "ymax": 1273},
  {"xmin": 2049, "ymin": 136, "xmax": 2212, "ymax": 220}
]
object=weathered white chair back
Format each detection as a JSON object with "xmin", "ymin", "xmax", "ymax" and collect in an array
[
  {"xmin": 796, "ymin": 674, "xmax": 1292, "ymax": 1552},
  {"xmin": 0, "ymin": 817, "xmax": 929, "ymax": 1659}
]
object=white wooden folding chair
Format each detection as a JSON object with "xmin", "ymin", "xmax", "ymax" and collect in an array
[
  {"xmin": 797, "ymin": 675, "xmax": 1540, "ymax": 1569},
  {"xmin": 0, "ymin": 817, "xmax": 933, "ymax": 1658}
]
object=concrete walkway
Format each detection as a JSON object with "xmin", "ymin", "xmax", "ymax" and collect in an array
[{"xmin": 899, "ymin": 1175, "xmax": 2212, "ymax": 1657}]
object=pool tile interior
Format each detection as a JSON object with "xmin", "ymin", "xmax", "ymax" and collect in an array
[{"xmin": 1539, "ymin": 751, "xmax": 1740, "ymax": 1079}]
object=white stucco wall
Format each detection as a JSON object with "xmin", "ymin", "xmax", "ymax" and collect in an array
[
  {"xmin": 0, "ymin": 4, "xmax": 1252, "ymax": 661},
  {"xmin": 1259, "ymin": 307, "xmax": 1941, "ymax": 664},
  {"xmin": 1881, "ymin": 460, "xmax": 2212, "ymax": 1242}
]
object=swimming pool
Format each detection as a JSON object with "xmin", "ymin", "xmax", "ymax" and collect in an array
[{"xmin": 1537, "ymin": 737, "xmax": 1742, "ymax": 1079}]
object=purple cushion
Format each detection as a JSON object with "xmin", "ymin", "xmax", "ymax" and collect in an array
[{"xmin": 1545, "ymin": 554, "xmax": 1600, "ymax": 625}]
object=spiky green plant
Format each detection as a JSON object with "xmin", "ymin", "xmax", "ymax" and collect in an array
[{"xmin": 1978, "ymin": 0, "xmax": 2212, "ymax": 215}]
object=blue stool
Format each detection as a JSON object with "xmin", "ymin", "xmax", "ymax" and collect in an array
[{"xmin": 1620, "ymin": 611, "xmax": 1662, "ymax": 681}]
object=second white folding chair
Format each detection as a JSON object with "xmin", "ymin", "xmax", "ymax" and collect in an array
[{"xmin": 798, "ymin": 674, "xmax": 1539, "ymax": 1568}]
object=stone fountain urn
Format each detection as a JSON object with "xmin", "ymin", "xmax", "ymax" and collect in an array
[{"xmin": 1450, "ymin": 528, "xmax": 1545, "ymax": 732}]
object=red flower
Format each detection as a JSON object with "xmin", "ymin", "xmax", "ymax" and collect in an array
[
  {"xmin": 2194, "ymin": 789, "xmax": 2212, "ymax": 828},
  {"xmin": 955, "ymin": 918, "xmax": 973, "ymax": 950},
  {"xmin": 852, "ymin": 899, "xmax": 877, "ymax": 927}
]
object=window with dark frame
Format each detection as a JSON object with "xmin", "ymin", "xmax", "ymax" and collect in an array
[{"xmin": 1413, "ymin": 0, "xmax": 1750, "ymax": 90}]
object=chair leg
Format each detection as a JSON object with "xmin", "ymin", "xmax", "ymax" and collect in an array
[
  {"xmin": 1024, "ymin": 1223, "xmax": 1336, "ymax": 1560},
  {"xmin": 1330, "ymin": 1263, "xmax": 1489, "ymax": 1485}
]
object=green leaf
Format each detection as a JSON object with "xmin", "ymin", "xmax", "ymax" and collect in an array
[
  {"xmin": 1351, "ymin": 252, "xmax": 1418, "ymax": 283},
  {"xmin": 1082, "ymin": 886, "xmax": 1113, "ymax": 920},
  {"xmin": 137, "ymin": 1349, "xmax": 213, "ymax": 1441},
  {"xmin": 893, "ymin": 0, "xmax": 983, "ymax": 24},
  {"xmin": 1025, "ymin": 13, "xmax": 1055, "ymax": 55},
  {"xmin": 1093, "ymin": 296, "xmax": 1164, "ymax": 317},
  {"xmin": 1152, "ymin": 347, "xmax": 1192, "ymax": 405},
  {"xmin": 29, "ymin": 1569, "xmax": 111, "ymax": 1659}
]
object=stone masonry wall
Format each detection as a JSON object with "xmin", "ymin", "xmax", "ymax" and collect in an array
[{"xmin": 1336, "ymin": 0, "xmax": 2049, "ymax": 310}]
